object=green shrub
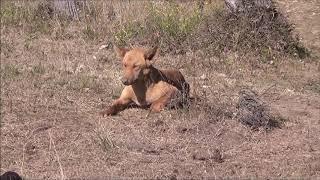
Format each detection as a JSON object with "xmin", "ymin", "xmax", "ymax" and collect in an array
[
  {"xmin": 148, "ymin": 2, "xmax": 201, "ymax": 37},
  {"xmin": 145, "ymin": 1, "xmax": 202, "ymax": 52},
  {"xmin": 112, "ymin": 1, "xmax": 202, "ymax": 52},
  {"xmin": 113, "ymin": 22, "xmax": 143, "ymax": 46}
]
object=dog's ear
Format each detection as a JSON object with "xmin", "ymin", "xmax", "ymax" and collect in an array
[
  {"xmin": 114, "ymin": 46, "xmax": 129, "ymax": 59},
  {"xmin": 144, "ymin": 46, "xmax": 158, "ymax": 60}
]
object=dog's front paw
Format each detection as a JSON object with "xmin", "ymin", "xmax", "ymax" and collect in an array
[{"xmin": 99, "ymin": 107, "xmax": 116, "ymax": 117}]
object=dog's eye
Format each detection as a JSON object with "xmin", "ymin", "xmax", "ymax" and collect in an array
[
  {"xmin": 133, "ymin": 64, "xmax": 138, "ymax": 68},
  {"xmin": 123, "ymin": 64, "xmax": 127, "ymax": 68}
]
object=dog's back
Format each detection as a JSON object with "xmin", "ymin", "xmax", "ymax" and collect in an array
[
  {"xmin": 160, "ymin": 69, "xmax": 190, "ymax": 95},
  {"xmin": 154, "ymin": 68, "xmax": 190, "ymax": 106}
]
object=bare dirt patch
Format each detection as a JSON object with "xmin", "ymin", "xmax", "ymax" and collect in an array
[{"xmin": 277, "ymin": 0, "xmax": 320, "ymax": 57}]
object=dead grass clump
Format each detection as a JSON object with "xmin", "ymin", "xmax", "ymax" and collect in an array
[
  {"xmin": 305, "ymin": 80, "xmax": 320, "ymax": 94},
  {"xmin": 237, "ymin": 88, "xmax": 283, "ymax": 130},
  {"xmin": 93, "ymin": 131, "xmax": 117, "ymax": 153},
  {"xmin": 179, "ymin": 94, "xmax": 234, "ymax": 125},
  {"xmin": 92, "ymin": 123, "xmax": 118, "ymax": 153},
  {"xmin": 200, "ymin": 1, "xmax": 310, "ymax": 61},
  {"xmin": 192, "ymin": 149, "xmax": 224, "ymax": 163},
  {"xmin": 30, "ymin": 63, "xmax": 46, "ymax": 76},
  {"xmin": 67, "ymin": 74, "xmax": 105, "ymax": 93},
  {"xmin": 34, "ymin": 1, "xmax": 54, "ymax": 21}
]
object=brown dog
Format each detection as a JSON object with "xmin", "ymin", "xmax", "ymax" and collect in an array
[{"xmin": 101, "ymin": 46, "xmax": 190, "ymax": 116}]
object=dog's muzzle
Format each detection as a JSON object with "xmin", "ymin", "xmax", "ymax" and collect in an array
[{"xmin": 121, "ymin": 77, "xmax": 137, "ymax": 85}]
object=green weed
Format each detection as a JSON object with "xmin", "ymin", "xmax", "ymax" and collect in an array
[
  {"xmin": 30, "ymin": 63, "xmax": 46, "ymax": 76},
  {"xmin": 114, "ymin": 22, "xmax": 143, "ymax": 46},
  {"xmin": 0, "ymin": 64, "xmax": 21, "ymax": 80}
]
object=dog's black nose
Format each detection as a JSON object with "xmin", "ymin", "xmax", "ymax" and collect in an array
[{"xmin": 121, "ymin": 77, "xmax": 129, "ymax": 85}]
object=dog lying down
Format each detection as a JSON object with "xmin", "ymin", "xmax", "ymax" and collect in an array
[{"xmin": 100, "ymin": 46, "xmax": 190, "ymax": 116}]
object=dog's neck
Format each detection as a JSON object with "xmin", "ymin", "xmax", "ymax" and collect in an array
[
  {"xmin": 132, "ymin": 66, "xmax": 161, "ymax": 90},
  {"xmin": 130, "ymin": 66, "xmax": 161, "ymax": 104},
  {"xmin": 146, "ymin": 66, "xmax": 163, "ymax": 85}
]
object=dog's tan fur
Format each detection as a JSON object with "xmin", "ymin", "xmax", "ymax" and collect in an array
[{"xmin": 101, "ymin": 46, "xmax": 190, "ymax": 116}]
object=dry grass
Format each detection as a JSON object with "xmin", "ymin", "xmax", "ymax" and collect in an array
[{"xmin": 1, "ymin": 0, "xmax": 320, "ymax": 179}]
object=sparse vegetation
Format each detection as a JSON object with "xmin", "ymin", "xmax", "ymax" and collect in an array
[
  {"xmin": 0, "ymin": 41, "xmax": 14, "ymax": 58},
  {"xmin": 68, "ymin": 74, "xmax": 101, "ymax": 92},
  {"xmin": 82, "ymin": 25, "xmax": 98, "ymax": 41},
  {"xmin": 144, "ymin": 1, "xmax": 203, "ymax": 51},
  {"xmin": 93, "ymin": 129, "xmax": 117, "ymax": 152},
  {"xmin": 0, "ymin": 64, "xmax": 21, "ymax": 80},
  {"xmin": 113, "ymin": 21, "xmax": 144, "ymax": 46},
  {"xmin": 1, "ymin": 0, "xmax": 310, "ymax": 60},
  {"xmin": 30, "ymin": 63, "xmax": 46, "ymax": 76},
  {"xmin": 305, "ymin": 80, "xmax": 320, "ymax": 94}
]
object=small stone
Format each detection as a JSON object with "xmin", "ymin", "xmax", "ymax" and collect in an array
[
  {"xmin": 200, "ymin": 74, "xmax": 207, "ymax": 80},
  {"xmin": 99, "ymin": 44, "xmax": 108, "ymax": 50}
]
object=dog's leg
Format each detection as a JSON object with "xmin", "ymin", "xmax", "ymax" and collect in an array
[
  {"xmin": 150, "ymin": 96, "xmax": 169, "ymax": 112},
  {"xmin": 150, "ymin": 89, "xmax": 177, "ymax": 112},
  {"xmin": 100, "ymin": 98, "xmax": 131, "ymax": 116},
  {"xmin": 101, "ymin": 87, "xmax": 134, "ymax": 116}
]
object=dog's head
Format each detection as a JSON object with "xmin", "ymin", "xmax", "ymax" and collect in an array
[{"xmin": 114, "ymin": 46, "xmax": 158, "ymax": 85}]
